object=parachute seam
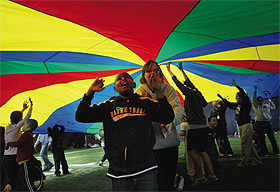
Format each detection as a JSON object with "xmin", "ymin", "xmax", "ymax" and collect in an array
[
  {"xmin": 84, "ymin": 29, "xmax": 176, "ymax": 52},
  {"xmin": 171, "ymin": 31, "xmax": 262, "ymax": 45},
  {"xmin": 43, "ymin": 51, "xmax": 61, "ymax": 73},
  {"xmin": 158, "ymin": 31, "xmax": 260, "ymax": 65},
  {"xmin": 155, "ymin": 0, "xmax": 201, "ymax": 61},
  {"xmin": 42, "ymin": 51, "xmax": 78, "ymax": 85},
  {"xmin": 250, "ymin": 46, "xmax": 261, "ymax": 70},
  {"xmin": 43, "ymin": 62, "xmax": 50, "ymax": 73}
]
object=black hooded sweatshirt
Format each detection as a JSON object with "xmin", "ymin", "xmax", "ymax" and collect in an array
[{"xmin": 75, "ymin": 93, "xmax": 174, "ymax": 178}]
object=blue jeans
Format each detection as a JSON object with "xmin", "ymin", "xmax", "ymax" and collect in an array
[
  {"xmin": 40, "ymin": 142, "xmax": 53, "ymax": 170},
  {"xmin": 111, "ymin": 169, "xmax": 158, "ymax": 191}
]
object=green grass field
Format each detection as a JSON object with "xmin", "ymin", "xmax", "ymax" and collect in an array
[{"xmin": 36, "ymin": 134, "xmax": 280, "ymax": 191}]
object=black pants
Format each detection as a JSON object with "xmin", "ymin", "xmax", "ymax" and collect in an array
[
  {"xmin": 101, "ymin": 147, "xmax": 107, "ymax": 162},
  {"xmin": 18, "ymin": 161, "xmax": 36, "ymax": 192},
  {"xmin": 53, "ymin": 150, "xmax": 69, "ymax": 174},
  {"xmin": 206, "ymin": 145, "xmax": 221, "ymax": 173},
  {"xmin": 154, "ymin": 146, "xmax": 178, "ymax": 191},
  {"xmin": 255, "ymin": 121, "xmax": 279, "ymax": 155},
  {"xmin": 219, "ymin": 125, "xmax": 233, "ymax": 156},
  {"xmin": 2, "ymin": 155, "xmax": 20, "ymax": 190}
]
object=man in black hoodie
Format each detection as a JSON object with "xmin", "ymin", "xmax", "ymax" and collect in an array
[{"xmin": 75, "ymin": 72, "xmax": 174, "ymax": 191}]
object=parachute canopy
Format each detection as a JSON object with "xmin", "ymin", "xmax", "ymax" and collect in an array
[{"xmin": 1, "ymin": 0, "xmax": 279, "ymax": 134}]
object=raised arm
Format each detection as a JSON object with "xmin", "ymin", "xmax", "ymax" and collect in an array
[
  {"xmin": 166, "ymin": 63, "xmax": 189, "ymax": 96},
  {"xmin": 56, "ymin": 125, "xmax": 65, "ymax": 134},
  {"xmin": 76, "ymin": 78, "xmax": 106, "ymax": 123},
  {"xmin": 17, "ymin": 98, "xmax": 33, "ymax": 129},
  {"xmin": 166, "ymin": 63, "xmax": 175, "ymax": 78},
  {"xmin": 233, "ymin": 80, "xmax": 245, "ymax": 95},
  {"xmin": 251, "ymin": 86, "xmax": 258, "ymax": 110},
  {"xmin": 268, "ymin": 99, "xmax": 276, "ymax": 110},
  {"xmin": 167, "ymin": 62, "xmax": 188, "ymax": 81},
  {"xmin": 177, "ymin": 62, "xmax": 189, "ymax": 81},
  {"xmin": 217, "ymin": 94, "xmax": 238, "ymax": 110},
  {"xmin": 86, "ymin": 78, "xmax": 105, "ymax": 97},
  {"xmin": 233, "ymin": 80, "xmax": 250, "ymax": 105},
  {"xmin": 177, "ymin": 62, "xmax": 196, "ymax": 89},
  {"xmin": 21, "ymin": 100, "xmax": 29, "ymax": 112},
  {"xmin": 218, "ymin": 100, "xmax": 227, "ymax": 111}
]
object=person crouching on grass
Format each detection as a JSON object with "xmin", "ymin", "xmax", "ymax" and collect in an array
[
  {"xmin": 75, "ymin": 72, "xmax": 174, "ymax": 191},
  {"xmin": 5, "ymin": 119, "xmax": 38, "ymax": 192}
]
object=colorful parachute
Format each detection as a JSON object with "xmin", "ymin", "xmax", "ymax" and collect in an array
[{"xmin": 1, "ymin": 0, "xmax": 279, "ymax": 134}]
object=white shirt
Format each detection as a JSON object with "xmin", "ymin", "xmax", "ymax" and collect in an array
[
  {"xmin": 252, "ymin": 90, "xmax": 276, "ymax": 121},
  {"xmin": 35, "ymin": 134, "xmax": 52, "ymax": 146},
  {"xmin": 4, "ymin": 106, "xmax": 32, "ymax": 155}
]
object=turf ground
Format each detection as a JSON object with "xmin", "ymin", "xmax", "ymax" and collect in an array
[{"xmin": 36, "ymin": 134, "xmax": 280, "ymax": 191}]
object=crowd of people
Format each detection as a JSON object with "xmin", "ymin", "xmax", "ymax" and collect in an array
[{"xmin": 1, "ymin": 60, "xmax": 279, "ymax": 191}]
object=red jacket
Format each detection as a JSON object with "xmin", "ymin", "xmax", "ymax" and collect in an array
[{"xmin": 8, "ymin": 130, "xmax": 34, "ymax": 163}]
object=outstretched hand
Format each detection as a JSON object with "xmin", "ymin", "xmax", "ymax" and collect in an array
[
  {"xmin": 86, "ymin": 78, "xmax": 105, "ymax": 96},
  {"xmin": 22, "ymin": 100, "xmax": 29, "ymax": 111},
  {"xmin": 92, "ymin": 78, "xmax": 105, "ymax": 91},
  {"xmin": 29, "ymin": 97, "xmax": 33, "ymax": 106},
  {"xmin": 178, "ymin": 62, "xmax": 183, "ymax": 70},
  {"xmin": 232, "ymin": 79, "xmax": 237, "ymax": 87},
  {"xmin": 166, "ymin": 62, "xmax": 175, "ymax": 78},
  {"xmin": 167, "ymin": 63, "xmax": 171, "ymax": 72}
]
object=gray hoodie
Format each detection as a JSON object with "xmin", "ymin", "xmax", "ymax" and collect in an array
[{"xmin": 135, "ymin": 82, "xmax": 184, "ymax": 150}]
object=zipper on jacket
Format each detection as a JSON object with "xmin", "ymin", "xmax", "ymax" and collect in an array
[
  {"xmin": 124, "ymin": 146, "xmax": 127, "ymax": 162},
  {"xmin": 124, "ymin": 100, "xmax": 128, "ymax": 163}
]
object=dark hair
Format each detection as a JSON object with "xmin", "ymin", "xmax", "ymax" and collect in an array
[
  {"xmin": 109, "ymin": 96, "xmax": 116, "ymax": 100},
  {"xmin": 257, "ymin": 96, "xmax": 263, "ymax": 101},
  {"xmin": 208, "ymin": 116, "xmax": 216, "ymax": 122},
  {"xmin": 236, "ymin": 92, "xmax": 242, "ymax": 97},
  {"xmin": 236, "ymin": 91, "xmax": 246, "ymax": 101},
  {"xmin": 10, "ymin": 111, "xmax": 23, "ymax": 124},
  {"xmin": 139, "ymin": 60, "xmax": 163, "ymax": 84},
  {"xmin": 28, "ymin": 119, "xmax": 38, "ymax": 131}
]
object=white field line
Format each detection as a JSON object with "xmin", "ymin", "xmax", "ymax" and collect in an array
[
  {"xmin": 65, "ymin": 147, "xmax": 101, "ymax": 154},
  {"xmin": 42, "ymin": 162, "xmax": 108, "ymax": 175},
  {"xmin": 42, "ymin": 148, "xmax": 106, "ymax": 176},
  {"xmin": 47, "ymin": 147, "xmax": 102, "ymax": 158},
  {"xmin": 70, "ymin": 162, "xmax": 97, "ymax": 167}
]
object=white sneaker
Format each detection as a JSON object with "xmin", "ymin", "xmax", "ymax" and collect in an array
[
  {"xmin": 208, "ymin": 175, "xmax": 219, "ymax": 184},
  {"xmin": 98, "ymin": 161, "xmax": 103, "ymax": 167}
]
